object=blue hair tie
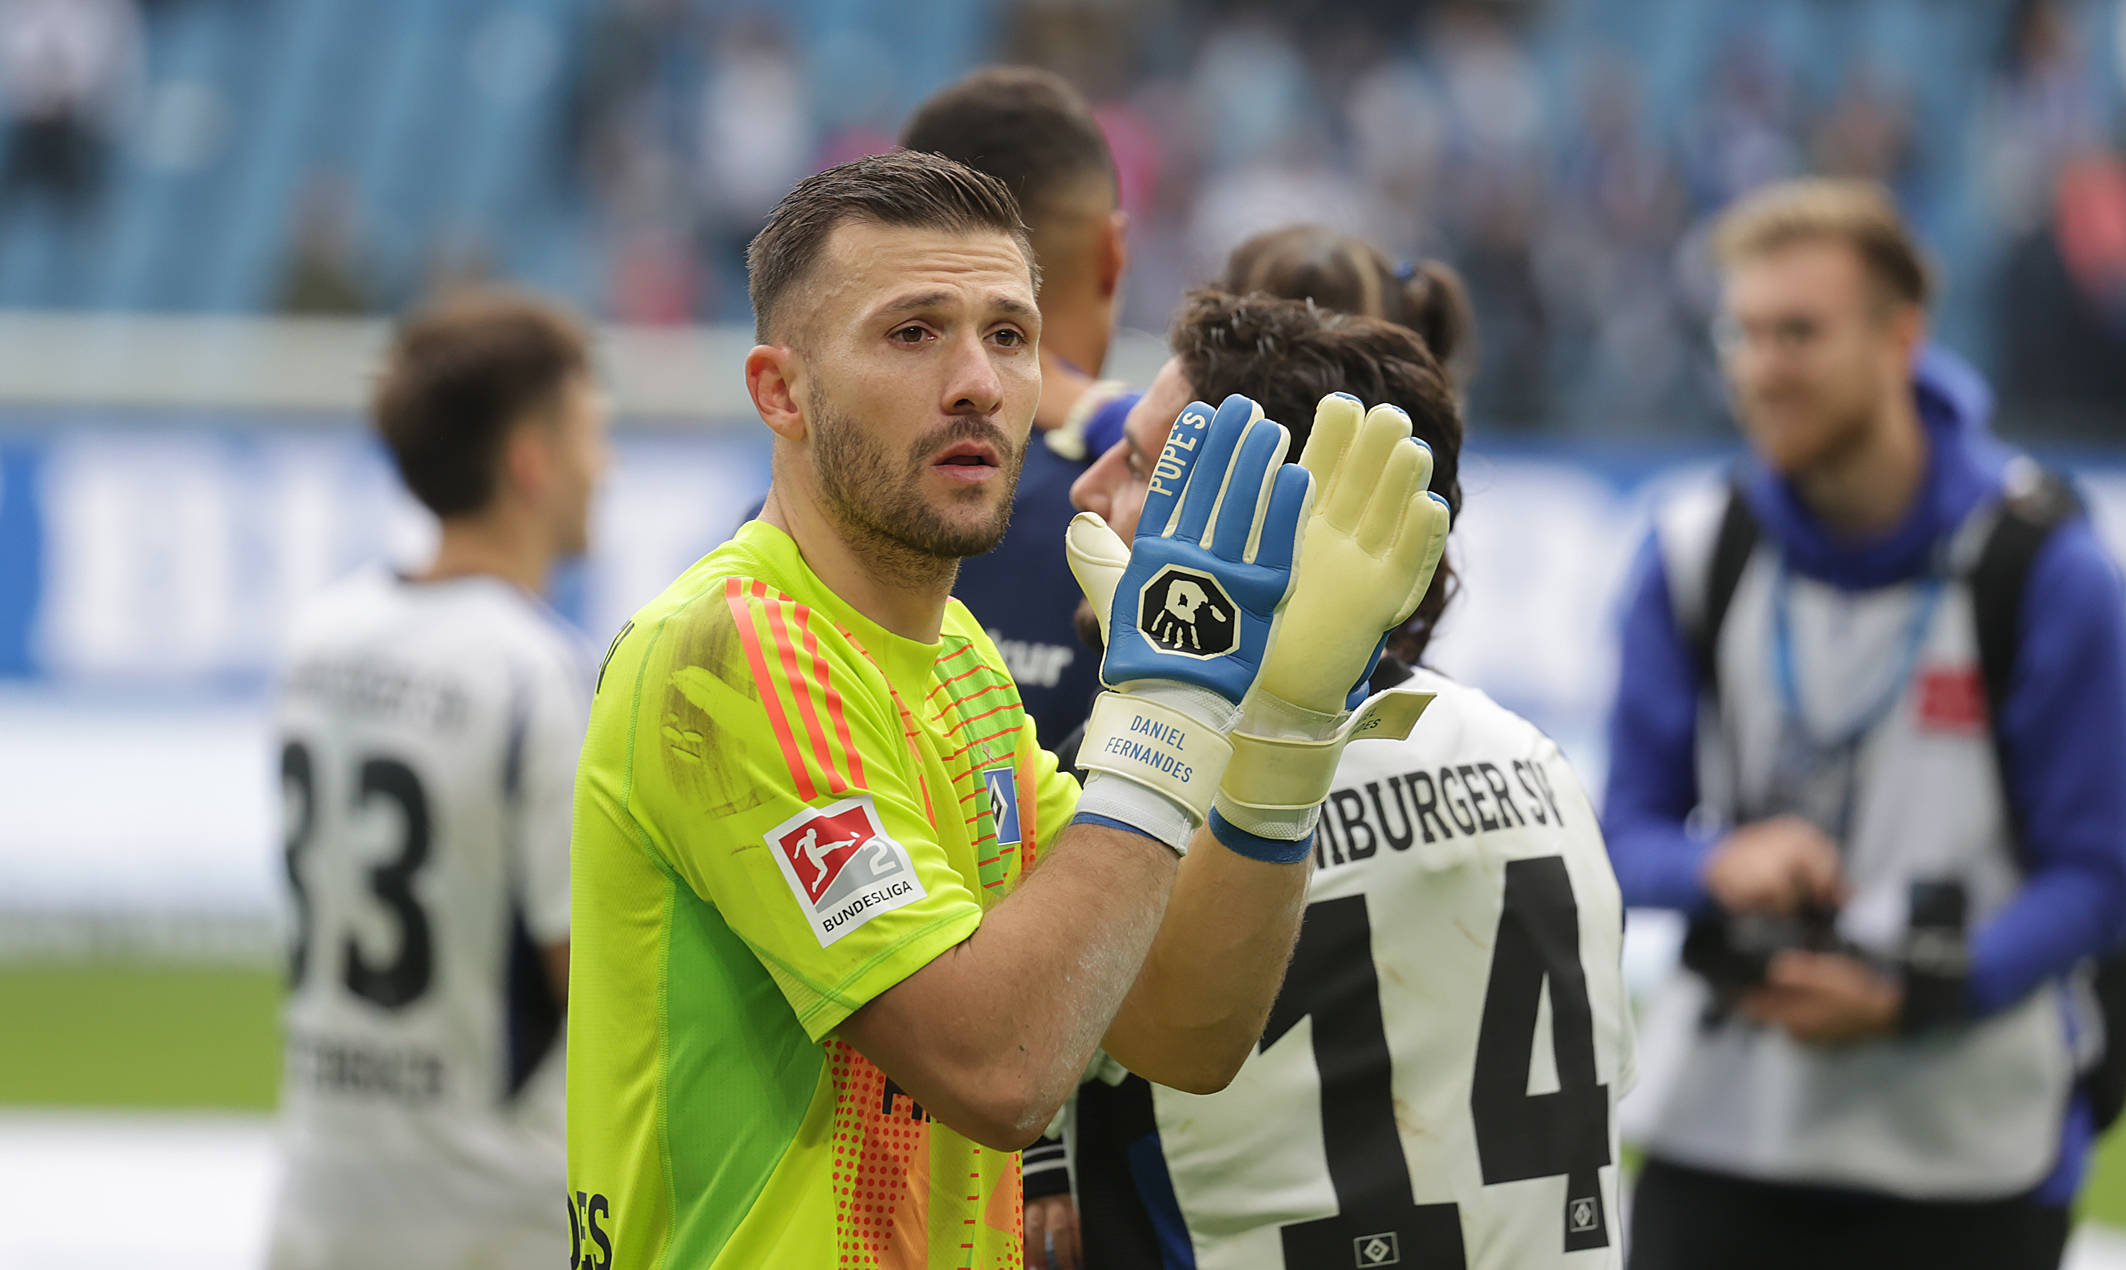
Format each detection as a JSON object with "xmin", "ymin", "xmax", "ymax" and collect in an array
[{"xmin": 1394, "ymin": 259, "xmax": 1417, "ymax": 281}]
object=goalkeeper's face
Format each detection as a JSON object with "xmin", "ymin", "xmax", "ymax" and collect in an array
[{"xmin": 790, "ymin": 222, "xmax": 1042, "ymax": 561}]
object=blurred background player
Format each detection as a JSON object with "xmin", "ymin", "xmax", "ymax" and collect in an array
[
  {"xmin": 267, "ymin": 291, "xmax": 605, "ymax": 1269},
  {"xmin": 1060, "ymin": 285, "xmax": 1632, "ymax": 1269},
  {"xmin": 893, "ymin": 65, "xmax": 1137, "ymax": 747},
  {"xmin": 1605, "ymin": 179, "xmax": 2126, "ymax": 1270}
]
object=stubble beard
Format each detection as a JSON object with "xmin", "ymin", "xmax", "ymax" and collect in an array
[
  {"xmin": 810, "ymin": 387, "xmax": 1024, "ymax": 590},
  {"xmin": 1743, "ymin": 377, "xmax": 1880, "ymax": 478}
]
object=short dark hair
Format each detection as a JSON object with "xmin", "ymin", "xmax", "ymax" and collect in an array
[
  {"xmin": 900, "ymin": 66, "xmax": 1116, "ymax": 231},
  {"xmin": 373, "ymin": 289, "xmax": 591, "ymax": 519},
  {"xmin": 1169, "ymin": 288, "xmax": 1464, "ymax": 662},
  {"xmin": 1221, "ymin": 224, "xmax": 1476, "ymax": 384},
  {"xmin": 746, "ymin": 150, "xmax": 1037, "ymax": 343}
]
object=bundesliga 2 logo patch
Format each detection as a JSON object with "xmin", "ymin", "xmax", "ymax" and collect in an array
[
  {"xmin": 765, "ymin": 794, "xmax": 927, "ymax": 947},
  {"xmin": 1137, "ymin": 564, "xmax": 1238, "ymax": 658}
]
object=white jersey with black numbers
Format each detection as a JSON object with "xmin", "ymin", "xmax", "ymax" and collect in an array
[
  {"xmin": 1076, "ymin": 668, "xmax": 1634, "ymax": 1270},
  {"xmin": 266, "ymin": 569, "xmax": 588, "ymax": 1269}
]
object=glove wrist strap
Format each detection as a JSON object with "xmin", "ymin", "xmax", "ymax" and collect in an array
[
  {"xmin": 1235, "ymin": 691, "xmax": 1349, "ymax": 744},
  {"xmin": 1076, "ymin": 689, "xmax": 1235, "ymax": 830},
  {"xmin": 1213, "ymin": 686, "xmax": 1438, "ymax": 840}
]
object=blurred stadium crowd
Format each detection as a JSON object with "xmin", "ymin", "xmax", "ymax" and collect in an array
[{"xmin": 0, "ymin": 0, "xmax": 2120, "ymax": 437}]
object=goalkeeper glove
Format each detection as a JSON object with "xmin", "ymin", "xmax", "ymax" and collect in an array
[
  {"xmin": 1208, "ymin": 393, "xmax": 1452, "ymax": 861},
  {"xmin": 1064, "ymin": 393, "xmax": 1312, "ymax": 854}
]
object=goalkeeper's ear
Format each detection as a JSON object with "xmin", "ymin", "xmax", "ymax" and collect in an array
[{"xmin": 744, "ymin": 343, "xmax": 806, "ymax": 442}]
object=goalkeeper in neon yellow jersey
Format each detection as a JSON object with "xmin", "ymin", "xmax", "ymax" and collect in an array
[{"xmin": 565, "ymin": 150, "xmax": 1449, "ymax": 1270}]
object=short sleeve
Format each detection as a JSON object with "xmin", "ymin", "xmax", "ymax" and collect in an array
[
  {"xmin": 509, "ymin": 646, "xmax": 590, "ymax": 945},
  {"xmin": 631, "ymin": 582, "xmax": 985, "ymax": 1041}
]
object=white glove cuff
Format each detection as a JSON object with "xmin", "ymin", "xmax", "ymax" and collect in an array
[
  {"xmin": 1075, "ymin": 688, "xmax": 1237, "ymax": 831},
  {"xmin": 1075, "ymin": 771, "xmax": 1195, "ymax": 856}
]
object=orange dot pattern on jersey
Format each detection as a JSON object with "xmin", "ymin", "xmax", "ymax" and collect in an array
[
  {"xmin": 816, "ymin": 636, "xmax": 1037, "ymax": 1268},
  {"xmin": 826, "ymin": 1039, "xmax": 1028, "ymax": 1269},
  {"xmin": 830, "ymin": 1040, "xmax": 931, "ymax": 1267}
]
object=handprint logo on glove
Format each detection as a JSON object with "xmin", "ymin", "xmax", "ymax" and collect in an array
[{"xmin": 1139, "ymin": 566, "xmax": 1238, "ymax": 658}]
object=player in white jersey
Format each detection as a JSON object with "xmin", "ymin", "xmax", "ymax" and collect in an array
[
  {"xmin": 1059, "ymin": 286, "xmax": 1634, "ymax": 1269},
  {"xmin": 268, "ymin": 291, "xmax": 608, "ymax": 1270}
]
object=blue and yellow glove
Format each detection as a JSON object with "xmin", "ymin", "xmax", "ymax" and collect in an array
[
  {"xmin": 1065, "ymin": 394, "xmax": 1312, "ymax": 853},
  {"xmin": 1209, "ymin": 393, "xmax": 1452, "ymax": 860}
]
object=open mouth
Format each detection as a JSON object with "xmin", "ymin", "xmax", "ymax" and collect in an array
[{"xmin": 932, "ymin": 440, "xmax": 1000, "ymax": 471}]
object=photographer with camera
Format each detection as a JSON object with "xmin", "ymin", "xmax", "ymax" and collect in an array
[{"xmin": 1603, "ymin": 179, "xmax": 2126, "ymax": 1270}]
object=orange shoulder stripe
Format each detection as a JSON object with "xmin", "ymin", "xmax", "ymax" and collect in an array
[
  {"xmin": 724, "ymin": 577, "xmax": 815, "ymax": 802},
  {"xmin": 795, "ymin": 604, "xmax": 867, "ymax": 789},
  {"xmin": 757, "ymin": 580, "xmax": 848, "ymax": 796}
]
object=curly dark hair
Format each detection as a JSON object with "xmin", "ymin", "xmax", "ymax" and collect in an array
[{"xmin": 1169, "ymin": 287, "xmax": 1463, "ymax": 663}]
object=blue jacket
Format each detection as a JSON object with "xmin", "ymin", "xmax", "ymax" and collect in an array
[{"xmin": 1601, "ymin": 349, "xmax": 2126, "ymax": 1195}]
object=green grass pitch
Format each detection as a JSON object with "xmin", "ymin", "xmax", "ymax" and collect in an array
[
  {"xmin": 0, "ymin": 960, "xmax": 282, "ymax": 1110},
  {"xmin": 4, "ymin": 958, "xmax": 2125, "ymax": 1227}
]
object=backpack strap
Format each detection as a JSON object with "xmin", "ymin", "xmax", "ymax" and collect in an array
[
  {"xmin": 1690, "ymin": 479, "xmax": 1761, "ymax": 703},
  {"xmin": 1970, "ymin": 461, "xmax": 2083, "ymax": 734},
  {"xmin": 1958, "ymin": 464, "xmax": 2126, "ymax": 1125}
]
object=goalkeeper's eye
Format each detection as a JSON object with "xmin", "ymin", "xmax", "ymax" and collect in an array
[
  {"xmin": 890, "ymin": 324, "xmax": 932, "ymax": 345},
  {"xmin": 990, "ymin": 327, "xmax": 1027, "ymax": 348}
]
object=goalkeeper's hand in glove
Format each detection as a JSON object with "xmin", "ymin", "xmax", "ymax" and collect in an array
[
  {"xmin": 1209, "ymin": 393, "xmax": 1452, "ymax": 861},
  {"xmin": 1063, "ymin": 394, "xmax": 1312, "ymax": 854}
]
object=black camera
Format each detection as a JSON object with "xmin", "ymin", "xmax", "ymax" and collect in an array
[
  {"xmin": 1681, "ymin": 879, "xmax": 1972, "ymax": 1032},
  {"xmin": 1681, "ymin": 900, "xmax": 1850, "ymax": 1003}
]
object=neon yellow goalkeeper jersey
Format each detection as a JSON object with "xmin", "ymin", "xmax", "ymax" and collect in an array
[{"xmin": 567, "ymin": 519, "xmax": 1079, "ymax": 1270}]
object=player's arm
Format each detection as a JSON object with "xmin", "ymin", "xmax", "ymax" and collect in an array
[
  {"xmin": 838, "ymin": 818, "xmax": 1181, "ymax": 1147},
  {"xmin": 835, "ymin": 395, "xmax": 1307, "ymax": 1144},
  {"xmin": 1095, "ymin": 823, "xmax": 1309, "ymax": 1089},
  {"xmin": 1073, "ymin": 394, "xmax": 1451, "ymax": 1090}
]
